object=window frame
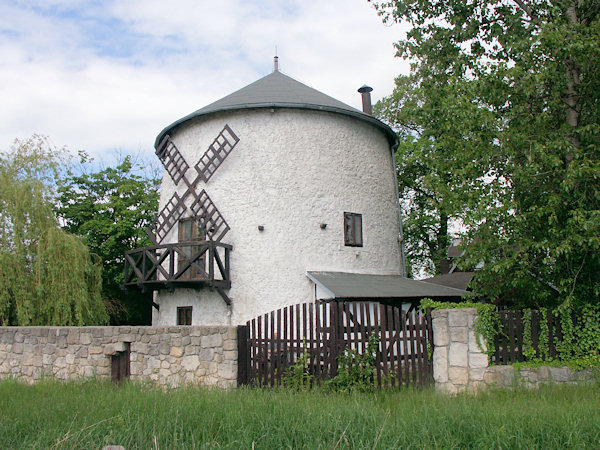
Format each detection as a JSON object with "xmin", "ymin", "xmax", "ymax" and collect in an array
[
  {"xmin": 343, "ymin": 212, "xmax": 363, "ymax": 247},
  {"xmin": 177, "ymin": 306, "xmax": 193, "ymax": 325}
]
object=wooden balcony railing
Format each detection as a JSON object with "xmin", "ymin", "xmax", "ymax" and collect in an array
[{"xmin": 122, "ymin": 240, "xmax": 232, "ymax": 304}]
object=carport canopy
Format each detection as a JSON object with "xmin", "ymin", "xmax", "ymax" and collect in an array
[{"xmin": 306, "ymin": 271, "xmax": 467, "ymax": 303}]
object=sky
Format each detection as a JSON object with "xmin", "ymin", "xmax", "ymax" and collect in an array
[{"xmin": 0, "ymin": 0, "xmax": 410, "ymax": 160}]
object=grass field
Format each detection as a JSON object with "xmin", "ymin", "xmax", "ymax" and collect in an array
[{"xmin": 0, "ymin": 380, "xmax": 599, "ymax": 449}]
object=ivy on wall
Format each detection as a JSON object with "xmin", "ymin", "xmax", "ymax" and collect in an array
[
  {"xmin": 421, "ymin": 299, "xmax": 600, "ymax": 369},
  {"xmin": 420, "ymin": 298, "xmax": 499, "ymax": 355}
]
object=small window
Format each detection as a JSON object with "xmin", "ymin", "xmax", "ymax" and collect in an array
[
  {"xmin": 344, "ymin": 212, "xmax": 363, "ymax": 247},
  {"xmin": 177, "ymin": 306, "xmax": 192, "ymax": 325}
]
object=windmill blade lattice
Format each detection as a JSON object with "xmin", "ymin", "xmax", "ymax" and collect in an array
[
  {"xmin": 147, "ymin": 192, "xmax": 187, "ymax": 243},
  {"xmin": 155, "ymin": 135, "xmax": 190, "ymax": 186},
  {"xmin": 190, "ymin": 190, "xmax": 230, "ymax": 242},
  {"xmin": 195, "ymin": 125, "xmax": 240, "ymax": 183},
  {"xmin": 149, "ymin": 125, "xmax": 239, "ymax": 244}
]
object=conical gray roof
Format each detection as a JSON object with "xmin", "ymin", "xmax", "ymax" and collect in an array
[{"xmin": 155, "ymin": 70, "xmax": 398, "ymax": 150}]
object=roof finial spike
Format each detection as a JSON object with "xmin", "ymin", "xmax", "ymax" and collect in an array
[{"xmin": 274, "ymin": 54, "xmax": 279, "ymax": 72}]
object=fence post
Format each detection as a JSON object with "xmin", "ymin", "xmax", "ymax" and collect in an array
[
  {"xmin": 237, "ymin": 325, "xmax": 249, "ymax": 386},
  {"xmin": 329, "ymin": 302, "xmax": 340, "ymax": 377}
]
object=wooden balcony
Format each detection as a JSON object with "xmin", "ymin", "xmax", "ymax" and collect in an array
[{"xmin": 122, "ymin": 240, "xmax": 232, "ymax": 304}]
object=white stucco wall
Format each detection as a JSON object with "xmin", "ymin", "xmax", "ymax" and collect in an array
[{"xmin": 154, "ymin": 108, "xmax": 402, "ymax": 326}]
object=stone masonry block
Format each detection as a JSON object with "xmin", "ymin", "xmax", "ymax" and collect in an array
[
  {"xmin": 201, "ymin": 334, "xmax": 223, "ymax": 349},
  {"xmin": 448, "ymin": 342, "xmax": 468, "ymax": 367},
  {"xmin": 433, "ymin": 346, "xmax": 449, "ymax": 383},
  {"xmin": 448, "ymin": 309, "xmax": 468, "ymax": 327},
  {"xmin": 540, "ymin": 365, "xmax": 552, "ymax": 379},
  {"xmin": 431, "ymin": 309, "xmax": 448, "ymax": 320},
  {"xmin": 218, "ymin": 362, "xmax": 237, "ymax": 380},
  {"xmin": 449, "ymin": 326, "xmax": 468, "ymax": 344},
  {"xmin": 131, "ymin": 342, "xmax": 148, "ymax": 354},
  {"xmin": 113, "ymin": 342, "xmax": 128, "ymax": 352},
  {"xmin": 199, "ymin": 348, "xmax": 214, "ymax": 361},
  {"xmin": 119, "ymin": 334, "xmax": 135, "ymax": 343},
  {"xmin": 467, "ymin": 310, "xmax": 477, "ymax": 328},
  {"xmin": 469, "ymin": 367, "xmax": 487, "ymax": 381},
  {"xmin": 468, "ymin": 330, "xmax": 487, "ymax": 353},
  {"xmin": 189, "ymin": 328, "xmax": 202, "ymax": 337},
  {"xmin": 432, "ymin": 318, "xmax": 449, "ymax": 347},
  {"xmin": 549, "ymin": 366, "xmax": 571, "ymax": 383},
  {"xmin": 484, "ymin": 366, "xmax": 514, "ymax": 387},
  {"xmin": 67, "ymin": 331, "xmax": 80, "ymax": 345},
  {"xmin": 448, "ymin": 367, "xmax": 469, "ymax": 385},
  {"xmin": 91, "ymin": 328, "xmax": 103, "ymax": 338},
  {"xmin": 181, "ymin": 355, "xmax": 200, "ymax": 372},
  {"xmin": 103, "ymin": 342, "xmax": 127, "ymax": 356},
  {"xmin": 170, "ymin": 347, "xmax": 184, "ymax": 358},
  {"xmin": 225, "ymin": 327, "xmax": 237, "ymax": 340},
  {"xmin": 223, "ymin": 350, "xmax": 237, "ymax": 361},
  {"xmin": 223, "ymin": 339, "xmax": 237, "ymax": 351},
  {"xmin": 57, "ymin": 335, "xmax": 67, "ymax": 349},
  {"xmin": 468, "ymin": 352, "xmax": 489, "ymax": 369},
  {"xmin": 158, "ymin": 342, "xmax": 170, "ymax": 355}
]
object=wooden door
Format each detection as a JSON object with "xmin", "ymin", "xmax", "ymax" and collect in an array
[{"xmin": 178, "ymin": 218, "xmax": 205, "ymax": 279}]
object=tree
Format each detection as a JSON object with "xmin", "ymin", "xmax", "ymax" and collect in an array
[
  {"xmin": 56, "ymin": 154, "xmax": 160, "ymax": 324},
  {"xmin": 372, "ymin": 0, "xmax": 600, "ymax": 307},
  {"xmin": 0, "ymin": 136, "xmax": 108, "ymax": 325},
  {"xmin": 375, "ymin": 75, "xmax": 498, "ymax": 276}
]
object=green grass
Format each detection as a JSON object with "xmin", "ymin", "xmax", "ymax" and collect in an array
[{"xmin": 0, "ymin": 380, "xmax": 599, "ymax": 449}]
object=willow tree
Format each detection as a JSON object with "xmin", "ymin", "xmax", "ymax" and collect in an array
[
  {"xmin": 372, "ymin": 0, "xmax": 600, "ymax": 307},
  {"xmin": 0, "ymin": 136, "xmax": 108, "ymax": 325}
]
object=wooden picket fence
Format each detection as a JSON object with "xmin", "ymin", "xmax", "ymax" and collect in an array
[
  {"xmin": 237, "ymin": 302, "xmax": 433, "ymax": 388},
  {"xmin": 492, "ymin": 309, "xmax": 566, "ymax": 365}
]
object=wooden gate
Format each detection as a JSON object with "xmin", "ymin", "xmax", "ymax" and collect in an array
[
  {"xmin": 111, "ymin": 343, "xmax": 130, "ymax": 384},
  {"xmin": 237, "ymin": 302, "xmax": 433, "ymax": 388}
]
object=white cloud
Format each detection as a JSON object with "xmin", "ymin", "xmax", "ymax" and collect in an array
[{"xmin": 0, "ymin": 0, "xmax": 410, "ymax": 158}]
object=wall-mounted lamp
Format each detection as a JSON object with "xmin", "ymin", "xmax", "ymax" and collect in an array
[
  {"xmin": 320, "ymin": 223, "xmax": 327, "ymax": 229},
  {"xmin": 258, "ymin": 225, "xmax": 265, "ymax": 231}
]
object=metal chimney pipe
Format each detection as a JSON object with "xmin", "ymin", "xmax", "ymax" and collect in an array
[{"xmin": 358, "ymin": 85, "xmax": 373, "ymax": 115}]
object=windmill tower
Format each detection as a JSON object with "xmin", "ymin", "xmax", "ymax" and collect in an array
[{"xmin": 123, "ymin": 61, "xmax": 408, "ymax": 326}]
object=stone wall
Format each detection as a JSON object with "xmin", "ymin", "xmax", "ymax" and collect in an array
[
  {"xmin": 0, "ymin": 326, "xmax": 238, "ymax": 388},
  {"xmin": 432, "ymin": 308, "xmax": 594, "ymax": 393},
  {"xmin": 483, "ymin": 364, "xmax": 594, "ymax": 389}
]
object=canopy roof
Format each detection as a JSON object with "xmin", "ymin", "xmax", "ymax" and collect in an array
[
  {"xmin": 155, "ymin": 70, "xmax": 398, "ymax": 150},
  {"xmin": 307, "ymin": 271, "xmax": 467, "ymax": 302},
  {"xmin": 422, "ymin": 272, "xmax": 474, "ymax": 291}
]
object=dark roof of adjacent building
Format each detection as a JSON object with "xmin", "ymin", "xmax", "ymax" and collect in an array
[
  {"xmin": 422, "ymin": 272, "xmax": 475, "ymax": 291},
  {"xmin": 447, "ymin": 245, "xmax": 463, "ymax": 258},
  {"xmin": 155, "ymin": 70, "xmax": 399, "ymax": 150},
  {"xmin": 306, "ymin": 271, "xmax": 467, "ymax": 301}
]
